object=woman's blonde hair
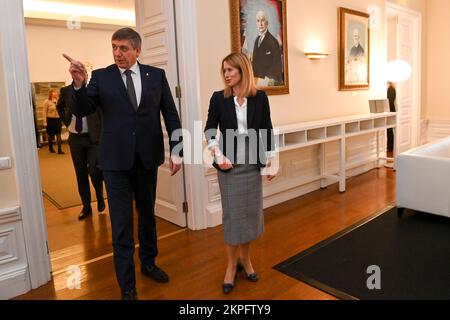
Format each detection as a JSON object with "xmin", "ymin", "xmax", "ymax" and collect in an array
[
  {"xmin": 48, "ymin": 89, "xmax": 57, "ymax": 100},
  {"xmin": 221, "ymin": 52, "xmax": 257, "ymax": 98}
]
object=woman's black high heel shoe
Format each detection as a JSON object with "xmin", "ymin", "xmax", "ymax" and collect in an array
[
  {"xmin": 222, "ymin": 268, "xmax": 238, "ymax": 294},
  {"xmin": 237, "ymin": 262, "xmax": 259, "ymax": 282}
]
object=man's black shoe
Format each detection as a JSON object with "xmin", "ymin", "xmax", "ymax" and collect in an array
[
  {"xmin": 78, "ymin": 207, "xmax": 92, "ymax": 220},
  {"xmin": 121, "ymin": 288, "xmax": 138, "ymax": 300},
  {"xmin": 141, "ymin": 264, "xmax": 169, "ymax": 283},
  {"xmin": 97, "ymin": 200, "xmax": 106, "ymax": 213}
]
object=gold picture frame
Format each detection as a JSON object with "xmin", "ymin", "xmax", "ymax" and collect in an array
[
  {"xmin": 230, "ymin": 0, "xmax": 289, "ymax": 95},
  {"xmin": 338, "ymin": 7, "xmax": 370, "ymax": 91}
]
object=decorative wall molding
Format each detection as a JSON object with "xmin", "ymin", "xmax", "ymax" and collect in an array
[
  {"xmin": 0, "ymin": 206, "xmax": 29, "ymax": 299},
  {"xmin": 427, "ymin": 119, "xmax": 450, "ymax": 142},
  {"xmin": 0, "ymin": 206, "xmax": 21, "ymax": 225},
  {"xmin": 0, "ymin": 228, "xmax": 20, "ymax": 266}
]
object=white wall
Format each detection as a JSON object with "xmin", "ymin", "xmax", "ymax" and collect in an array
[
  {"xmin": 197, "ymin": 0, "xmax": 387, "ymax": 126},
  {"xmin": 195, "ymin": 0, "xmax": 394, "ymax": 229},
  {"xmin": 427, "ymin": 0, "xmax": 450, "ymax": 121},
  {"xmin": 25, "ymin": 23, "xmax": 115, "ymax": 85}
]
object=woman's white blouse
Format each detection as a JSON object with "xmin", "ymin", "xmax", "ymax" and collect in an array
[{"xmin": 234, "ymin": 96, "xmax": 248, "ymax": 134}]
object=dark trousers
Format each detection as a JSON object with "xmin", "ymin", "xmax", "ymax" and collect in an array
[
  {"xmin": 103, "ymin": 154, "xmax": 158, "ymax": 291},
  {"xmin": 387, "ymin": 128, "xmax": 394, "ymax": 152},
  {"xmin": 68, "ymin": 133, "xmax": 103, "ymax": 208}
]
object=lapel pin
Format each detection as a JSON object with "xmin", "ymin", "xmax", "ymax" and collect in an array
[{"xmin": 146, "ymin": 73, "xmax": 149, "ymax": 77}]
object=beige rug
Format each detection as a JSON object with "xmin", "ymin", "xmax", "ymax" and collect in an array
[{"xmin": 39, "ymin": 143, "xmax": 105, "ymax": 209}]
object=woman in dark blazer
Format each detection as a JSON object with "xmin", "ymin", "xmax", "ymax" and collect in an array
[{"xmin": 204, "ymin": 52, "xmax": 277, "ymax": 294}]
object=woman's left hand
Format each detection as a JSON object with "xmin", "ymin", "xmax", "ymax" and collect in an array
[
  {"xmin": 170, "ymin": 155, "xmax": 182, "ymax": 176},
  {"xmin": 265, "ymin": 160, "xmax": 276, "ymax": 182}
]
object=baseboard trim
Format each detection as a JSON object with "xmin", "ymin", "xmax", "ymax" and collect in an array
[{"xmin": 0, "ymin": 265, "xmax": 30, "ymax": 300}]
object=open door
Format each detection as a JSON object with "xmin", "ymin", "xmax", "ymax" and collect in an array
[
  {"xmin": 135, "ymin": 0, "xmax": 187, "ymax": 227},
  {"xmin": 386, "ymin": 3, "xmax": 422, "ymax": 154}
]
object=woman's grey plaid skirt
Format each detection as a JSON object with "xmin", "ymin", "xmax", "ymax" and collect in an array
[{"xmin": 218, "ymin": 163, "xmax": 264, "ymax": 246}]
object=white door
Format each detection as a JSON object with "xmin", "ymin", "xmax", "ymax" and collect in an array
[
  {"xmin": 135, "ymin": 0, "xmax": 187, "ymax": 227},
  {"xmin": 386, "ymin": 3, "xmax": 422, "ymax": 153},
  {"xmin": 395, "ymin": 16, "xmax": 414, "ymax": 153}
]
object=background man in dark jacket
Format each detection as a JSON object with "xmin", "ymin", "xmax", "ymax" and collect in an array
[
  {"xmin": 57, "ymin": 85, "xmax": 104, "ymax": 221},
  {"xmin": 387, "ymin": 82, "xmax": 397, "ymax": 152}
]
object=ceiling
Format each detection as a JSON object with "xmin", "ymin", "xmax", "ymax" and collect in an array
[
  {"xmin": 33, "ymin": 0, "xmax": 135, "ymax": 11},
  {"xmin": 23, "ymin": 0, "xmax": 135, "ymax": 26}
]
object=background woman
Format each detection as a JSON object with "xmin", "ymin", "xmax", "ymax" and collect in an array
[
  {"xmin": 204, "ymin": 52, "xmax": 276, "ymax": 294},
  {"xmin": 43, "ymin": 88, "xmax": 64, "ymax": 154}
]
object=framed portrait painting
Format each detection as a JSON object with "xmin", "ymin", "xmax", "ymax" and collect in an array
[
  {"xmin": 338, "ymin": 7, "xmax": 370, "ymax": 91},
  {"xmin": 230, "ymin": 0, "xmax": 289, "ymax": 95}
]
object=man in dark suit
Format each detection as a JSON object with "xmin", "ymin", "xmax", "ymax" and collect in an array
[
  {"xmin": 252, "ymin": 10, "xmax": 283, "ymax": 86},
  {"xmin": 66, "ymin": 28, "xmax": 183, "ymax": 300},
  {"xmin": 387, "ymin": 82, "xmax": 397, "ymax": 152},
  {"xmin": 56, "ymin": 85, "xmax": 105, "ymax": 221}
]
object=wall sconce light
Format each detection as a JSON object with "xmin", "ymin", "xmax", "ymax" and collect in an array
[{"xmin": 305, "ymin": 52, "xmax": 329, "ymax": 60}]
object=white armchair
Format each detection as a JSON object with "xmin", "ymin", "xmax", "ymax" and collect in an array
[{"xmin": 396, "ymin": 136, "xmax": 450, "ymax": 218}]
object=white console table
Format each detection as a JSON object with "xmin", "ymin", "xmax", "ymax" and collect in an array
[{"xmin": 273, "ymin": 112, "xmax": 397, "ymax": 192}]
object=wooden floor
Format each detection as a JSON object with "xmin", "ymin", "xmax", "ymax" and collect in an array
[
  {"xmin": 17, "ymin": 167, "xmax": 396, "ymax": 300},
  {"xmin": 42, "ymin": 197, "xmax": 182, "ymax": 273}
]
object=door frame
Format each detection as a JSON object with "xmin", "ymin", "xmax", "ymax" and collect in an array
[
  {"xmin": 386, "ymin": 2, "xmax": 422, "ymax": 149},
  {"xmin": 172, "ymin": 0, "xmax": 205, "ymax": 230},
  {"xmin": 135, "ymin": 0, "xmax": 189, "ymax": 227},
  {"xmin": 135, "ymin": 0, "xmax": 203, "ymax": 229},
  {"xmin": 1, "ymin": 0, "xmax": 51, "ymax": 290}
]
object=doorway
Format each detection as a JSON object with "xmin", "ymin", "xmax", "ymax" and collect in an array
[
  {"xmin": 386, "ymin": 2, "xmax": 422, "ymax": 153},
  {"xmin": 23, "ymin": 0, "xmax": 187, "ymax": 280}
]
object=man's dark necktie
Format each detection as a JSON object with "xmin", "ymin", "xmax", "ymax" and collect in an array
[
  {"xmin": 75, "ymin": 116, "xmax": 83, "ymax": 133},
  {"xmin": 125, "ymin": 69, "xmax": 138, "ymax": 111}
]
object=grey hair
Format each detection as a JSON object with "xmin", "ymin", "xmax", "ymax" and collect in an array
[
  {"xmin": 256, "ymin": 10, "xmax": 268, "ymax": 21},
  {"xmin": 112, "ymin": 28, "xmax": 142, "ymax": 49}
]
